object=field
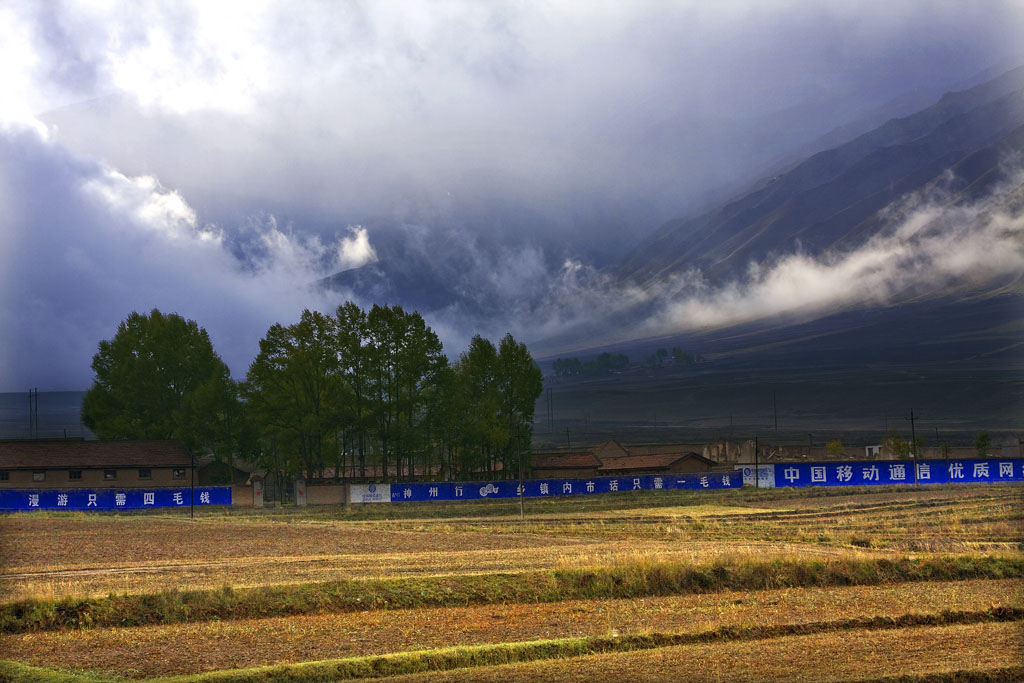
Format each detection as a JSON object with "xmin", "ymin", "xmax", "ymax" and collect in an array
[
  {"xmin": 1, "ymin": 484, "xmax": 1022, "ymax": 681},
  {"xmin": 533, "ymin": 293, "xmax": 1024, "ymax": 446}
]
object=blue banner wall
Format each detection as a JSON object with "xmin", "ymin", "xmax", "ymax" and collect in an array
[
  {"xmin": 0, "ymin": 486, "xmax": 232, "ymax": 511},
  {"xmin": 773, "ymin": 458, "xmax": 1024, "ymax": 488},
  {"xmin": 388, "ymin": 472, "xmax": 740, "ymax": 502}
]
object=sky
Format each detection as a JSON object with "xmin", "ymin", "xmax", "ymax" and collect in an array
[{"xmin": 2, "ymin": 0, "xmax": 1024, "ymax": 391}]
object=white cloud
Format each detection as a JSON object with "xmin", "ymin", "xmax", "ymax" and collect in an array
[
  {"xmin": 17, "ymin": 0, "xmax": 1024, "ymax": 256},
  {"xmin": 0, "ymin": 5, "xmax": 51, "ymax": 126},
  {"xmin": 2, "ymin": 1, "xmax": 1023, "ymax": 385},
  {"xmin": 634, "ymin": 172, "xmax": 1024, "ymax": 339},
  {"xmin": 0, "ymin": 119, "xmax": 371, "ymax": 389},
  {"xmin": 337, "ymin": 226, "xmax": 377, "ymax": 271}
]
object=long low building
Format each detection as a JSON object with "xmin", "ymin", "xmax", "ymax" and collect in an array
[
  {"xmin": 0, "ymin": 439, "xmax": 194, "ymax": 489},
  {"xmin": 532, "ymin": 440, "xmax": 722, "ymax": 478}
]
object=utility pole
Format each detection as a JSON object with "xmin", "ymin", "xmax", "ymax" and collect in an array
[
  {"xmin": 28, "ymin": 388, "xmax": 39, "ymax": 438},
  {"xmin": 566, "ymin": 428, "xmax": 571, "ymax": 450},
  {"xmin": 516, "ymin": 424, "xmax": 524, "ymax": 520},
  {"xmin": 906, "ymin": 409, "xmax": 919, "ymax": 485},
  {"xmin": 190, "ymin": 447, "xmax": 195, "ymax": 520},
  {"xmin": 754, "ymin": 435, "xmax": 759, "ymax": 489},
  {"xmin": 548, "ymin": 388, "xmax": 553, "ymax": 433},
  {"xmin": 773, "ymin": 391, "xmax": 778, "ymax": 434}
]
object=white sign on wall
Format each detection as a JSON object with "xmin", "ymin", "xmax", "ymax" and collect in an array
[
  {"xmin": 739, "ymin": 465, "xmax": 776, "ymax": 488},
  {"xmin": 350, "ymin": 483, "xmax": 391, "ymax": 503}
]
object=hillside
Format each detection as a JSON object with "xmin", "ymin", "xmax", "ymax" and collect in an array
[
  {"xmin": 535, "ymin": 284, "xmax": 1024, "ymax": 446},
  {"xmin": 615, "ymin": 66, "xmax": 1024, "ymax": 287}
]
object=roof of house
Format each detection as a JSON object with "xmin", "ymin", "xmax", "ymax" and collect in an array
[
  {"xmin": 597, "ymin": 452, "xmax": 711, "ymax": 472},
  {"xmin": 531, "ymin": 453, "xmax": 602, "ymax": 469},
  {"xmin": 0, "ymin": 440, "xmax": 192, "ymax": 469},
  {"xmin": 531, "ymin": 441, "xmax": 720, "ymax": 473}
]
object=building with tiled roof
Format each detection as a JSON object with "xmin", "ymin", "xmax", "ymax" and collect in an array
[
  {"xmin": 530, "ymin": 440, "xmax": 721, "ymax": 478},
  {"xmin": 597, "ymin": 452, "xmax": 718, "ymax": 474},
  {"xmin": 530, "ymin": 451, "xmax": 603, "ymax": 478},
  {"xmin": 0, "ymin": 439, "xmax": 193, "ymax": 489}
]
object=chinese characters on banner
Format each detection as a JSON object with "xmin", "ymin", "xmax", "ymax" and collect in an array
[
  {"xmin": 373, "ymin": 472, "xmax": 741, "ymax": 502},
  {"xmin": 366, "ymin": 459, "xmax": 1023, "ymax": 502},
  {"xmin": 0, "ymin": 487, "xmax": 232, "ymax": 511},
  {"xmin": 773, "ymin": 459, "xmax": 1024, "ymax": 488}
]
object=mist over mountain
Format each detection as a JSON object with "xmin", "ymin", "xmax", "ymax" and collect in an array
[
  {"xmin": 617, "ymin": 66, "xmax": 1024, "ymax": 287},
  {"xmin": 3, "ymin": 2, "xmax": 1024, "ymax": 392},
  {"xmin": 320, "ymin": 66, "xmax": 1024, "ymax": 360}
]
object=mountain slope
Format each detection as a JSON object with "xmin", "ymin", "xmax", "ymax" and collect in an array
[{"xmin": 615, "ymin": 66, "xmax": 1024, "ymax": 287}]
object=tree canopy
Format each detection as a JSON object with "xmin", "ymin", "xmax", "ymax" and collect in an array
[
  {"xmin": 81, "ymin": 309, "xmax": 239, "ymax": 455},
  {"xmin": 241, "ymin": 303, "xmax": 538, "ymax": 481},
  {"xmin": 552, "ymin": 352, "xmax": 628, "ymax": 377},
  {"xmin": 83, "ymin": 304, "xmax": 544, "ymax": 482},
  {"xmin": 242, "ymin": 309, "xmax": 349, "ymax": 480}
]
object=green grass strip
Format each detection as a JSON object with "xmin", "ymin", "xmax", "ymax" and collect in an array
[
  {"xmin": 0, "ymin": 659, "xmax": 130, "ymax": 682},
  {"xmin": 3, "ymin": 554, "xmax": 1023, "ymax": 633},
  {"xmin": 2, "ymin": 607, "xmax": 1020, "ymax": 683},
  {"xmin": 855, "ymin": 667, "xmax": 1024, "ymax": 682}
]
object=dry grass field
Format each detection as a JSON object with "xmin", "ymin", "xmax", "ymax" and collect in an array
[{"xmin": 0, "ymin": 483, "xmax": 1021, "ymax": 682}]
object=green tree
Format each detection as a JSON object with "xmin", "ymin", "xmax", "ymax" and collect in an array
[
  {"xmin": 497, "ymin": 333, "xmax": 544, "ymax": 478},
  {"xmin": 455, "ymin": 335, "xmax": 504, "ymax": 477},
  {"xmin": 81, "ymin": 309, "xmax": 238, "ymax": 457},
  {"xmin": 243, "ymin": 310, "xmax": 350, "ymax": 480},
  {"xmin": 884, "ymin": 433, "xmax": 910, "ymax": 459},
  {"xmin": 582, "ymin": 352, "xmax": 629, "ymax": 376},
  {"xmin": 392, "ymin": 309, "xmax": 446, "ymax": 479},
  {"xmin": 335, "ymin": 302, "xmax": 371, "ymax": 477},
  {"xmin": 360, "ymin": 304, "xmax": 448, "ymax": 480},
  {"xmin": 974, "ymin": 432, "xmax": 992, "ymax": 458},
  {"xmin": 672, "ymin": 347, "xmax": 695, "ymax": 365},
  {"xmin": 426, "ymin": 363, "xmax": 466, "ymax": 480},
  {"xmin": 826, "ymin": 439, "xmax": 844, "ymax": 456},
  {"xmin": 552, "ymin": 357, "xmax": 582, "ymax": 377},
  {"xmin": 884, "ymin": 432, "xmax": 924, "ymax": 459}
]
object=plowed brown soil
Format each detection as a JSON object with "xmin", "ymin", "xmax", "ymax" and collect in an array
[
  {"xmin": 4, "ymin": 579, "xmax": 1019, "ymax": 678},
  {"xmin": 384, "ymin": 621, "xmax": 1024, "ymax": 682}
]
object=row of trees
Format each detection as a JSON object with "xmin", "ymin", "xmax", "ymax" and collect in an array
[
  {"xmin": 831, "ymin": 433, "xmax": 993, "ymax": 459},
  {"xmin": 645, "ymin": 347, "xmax": 704, "ymax": 369},
  {"xmin": 552, "ymin": 347, "xmax": 705, "ymax": 377},
  {"xmin": 82, "ymin": 306, "xmax": 543, "ymax": 481},
  {"xmin": 551, "ymin": 352, "xmax": 629, "ymax": 377}
]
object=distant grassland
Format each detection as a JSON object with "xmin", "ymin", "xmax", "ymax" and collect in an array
[{"xmin": 1, "ymin": 484, "xmax": 1021, "ymax": 681}]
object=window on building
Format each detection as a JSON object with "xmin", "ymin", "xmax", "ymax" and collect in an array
[
  {"xmin": 32, "ymin": 471, "xmax": 45, "ymax": 482},
  {"xmin": 172, "ymin": 468, "xmax": 186, "ymax": 480},
  {"xmin": 138, "ymin": 468, "xmax": 152, "ymax": 480},
  {"xmin": 103, "ymin": 469, "xmax": 117, "ymax": 480},
  {"xmin": 69, "ymin": 470, "xmax": 82, "ymax": 481},
  {"xmin": 0, "ymin": 471, "xmax": 9, "ymax": 481}
]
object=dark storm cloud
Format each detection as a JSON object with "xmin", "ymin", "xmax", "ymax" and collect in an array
[
  {"xmin": 29, "ymin": 1, "xmax": 1024, "ymax": 241},
  {"xmin": 0, "ymin": 122, "xmax": 372, "ymax": 390},
  {"xmin": 2, "ymin": 1, "xmax": 1023, "ymax": 389}
]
